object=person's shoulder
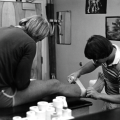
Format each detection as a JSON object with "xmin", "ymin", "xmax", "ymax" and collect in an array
[
  {"xmin": 12, "ymin": 27, "xmax": 35, "ymax": 42},
  {"xmin": 10, "ymin": 27, "xmax": 36, "ymax": 46},
  {"xmin": 2, "ymin": 26, "xmax": 25, "ymax": 37},
  {"xmin": 91, "ymin": 60, "xmax": 101, "ymax": 67}
]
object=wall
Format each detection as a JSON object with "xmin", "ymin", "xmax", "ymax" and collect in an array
[{"xmin": 54, "ymin": 0, "xmax": 120, "ymax": 113}]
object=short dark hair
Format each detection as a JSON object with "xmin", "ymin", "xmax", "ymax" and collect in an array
[{"xmin": 84, "ymin": 35, "xmax": 113, "ymax": 60}]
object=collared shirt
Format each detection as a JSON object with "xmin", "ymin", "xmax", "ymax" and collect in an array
[
  {"xmin": 109, "ymin": 44, "xmax": 120, "ymax": 66},
  {"xmin": 101, "ymin": 44, "xmax": 120, "ymax": 95}
]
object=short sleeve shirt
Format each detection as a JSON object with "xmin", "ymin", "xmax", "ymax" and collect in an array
[{"xmin": 100, "ymin": 44, "xmax": 120, "ymax": 95}]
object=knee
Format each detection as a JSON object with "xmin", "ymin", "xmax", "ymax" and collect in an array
[
  {"xmin": 50, "ymin": 79, "xmax": 61, "ymax": 87},
  {"xmin": 48, "ymin": 79, "xmax": 61, "ymax": 92}
]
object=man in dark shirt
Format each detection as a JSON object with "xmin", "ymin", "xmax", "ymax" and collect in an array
[{"xmin": 0, "ymin": 15, "xmax": 85, "ymax": 108}]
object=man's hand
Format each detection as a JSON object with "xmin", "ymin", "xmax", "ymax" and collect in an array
[
  {"xmin": 68, "ymin": 62, "xmax": 82, "ymax": 84},
  {"xmin": 86, "ymin": 87, "xmax": 101, "ymax": 100},
  {"xmin": 68, "ymin": 71, "xmax": 80, "ymax": 84},
  {"xmin": 68, "ymin": 75, "xmax": 77, "ymax": 84}
]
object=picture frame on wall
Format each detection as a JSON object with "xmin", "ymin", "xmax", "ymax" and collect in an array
[
  {"xmin": 85, "ymin": 0, "xmax": 107, "ymax": 14},
  {"xmin": 106, "ymin": 16, "xmax": 120, "ymax": 41}
]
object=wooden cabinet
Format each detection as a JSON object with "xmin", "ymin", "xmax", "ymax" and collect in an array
[{"xmin": 0, "ymin": 1, "xmax": 43, "ymax": 80}]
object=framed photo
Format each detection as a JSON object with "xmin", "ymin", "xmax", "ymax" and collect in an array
[
  {"xmin": 85, "ymin": 0, "xmax": 107, "ymax": 14},
  {"xmin": 106, "ymin": 16, "xmax": 120, "ymax": 41}
]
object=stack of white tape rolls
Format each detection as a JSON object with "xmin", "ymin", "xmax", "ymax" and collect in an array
[{"xmin": 13, "ymin": 96, "xmax": 74, "ymax": 120}]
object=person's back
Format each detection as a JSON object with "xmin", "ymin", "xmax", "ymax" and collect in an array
[{"xmin": 0, "ymin": 26, "xmax": 36, "ymax": 90}]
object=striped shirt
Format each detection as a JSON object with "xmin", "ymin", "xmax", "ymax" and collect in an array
[{"xmin": 101, "ymin": 44, "xmax": 120, "ymax": 95}]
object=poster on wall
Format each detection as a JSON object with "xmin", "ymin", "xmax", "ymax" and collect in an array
[
  {"xmin": 85, "ymin": 0, "xmax": 107, "ymax": 14},
  {"xmin": 106, "ymin": 16, "xmax": 120, "ymax": 41}
]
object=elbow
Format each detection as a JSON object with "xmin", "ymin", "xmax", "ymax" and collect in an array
[{"xmin": 16, "ymin": 81, "xmax": 30, "ymax": 90}]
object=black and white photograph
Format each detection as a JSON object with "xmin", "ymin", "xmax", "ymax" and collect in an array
[
  {"xmin": 106, "ymin": 16, "xmax": 120, "ymax": 40},
  {"xmin": 85, "ymin": 0, "xmax": 107, "ymax": 14},
  {"xmin": 0, "ymin": 0, "xmax": 120, "ymax": 120}
]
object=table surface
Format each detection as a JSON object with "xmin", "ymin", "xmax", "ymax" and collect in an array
[
  {"xmin": 74, "ymin": 107, "xmax": 120, "ymax": 120},
  {"xmin": 0, "ymin": 95, "xmax": 92, "ymax": 120}
]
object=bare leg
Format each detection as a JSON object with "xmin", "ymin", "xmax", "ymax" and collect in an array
[{"xmin": 14, "ymin": 79, "xmax": 81, "ymax": 106}]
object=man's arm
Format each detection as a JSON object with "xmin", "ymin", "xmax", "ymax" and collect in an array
[
  {"xmin": 92, "ymin": 72, "xmax": 105, "ymax": 92},
  {"xmin": 68, "ymin": 61, "xmax": 99, "ymax": 83},
  {"xmin": 79, "ymin": 61, "xmax": 99, "ymax": 77},
  {"xmin": 99, "ymin": 94, "xmax": 120, "ymax": 104},
  {"xmin": 15, "ymin": 42, "xmax": 36, "ymax": 90},
  {"xmin": 86, "ymin": 73, "xmax": 120, "ymax": 104},
  {"xmin": 87, "ymin": 87, "xmax": 120, "ymax": 103}
]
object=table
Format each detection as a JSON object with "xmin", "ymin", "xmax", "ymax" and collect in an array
[
  {"xmin": 0, "ymin": 95, "xmax": 92, "ymax": 120},
  {"xmin": 74, "ymin": 107, "xmax": 120, "ymax": 120}
]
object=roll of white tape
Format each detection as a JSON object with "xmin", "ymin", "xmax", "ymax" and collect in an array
[
  {"xmin": 13, "ymin": 116, "xmax": 22, "ymax": 120},
  {"xmin": 56, "ymin": 106, "xmax": 63, "ymax": 115},
  {"xmin": 26, "ymin": 111, "xmax": 36, "ymax": 119},
  {"xmin": 46, "ymin": 107, "xmax": 55, "ymax": 120},
  {"xmin": 68, "ymin": 76, "xmax": 75, "ymax": 83},
  {"xmin": 37, "ymin": 101, "xmax": 49, "ymax": 111},
  {"xmin": 53, "ymin": 98, "xmax": 63, "ymax": 108},
  {"xmin": 29, "ymin": 106, "xmax": 39, "ymax": 112},
  {"xmin": 56, "ymin": 96, "xmax": 68, "ymax": 108},
  {"xmin": 35, "ymin": 110, "xmax": 46, "ymax": 120},
  {"xmin": 48, "ymin": 102, "xmax": 54, "ymax": 107},
  {"xmin": 62, "ymin": 108, "xmax": 72, "ymax": 117},
  {"xmin": 51, "ymin": 112, "xmax": 61, "ymax": 120}
]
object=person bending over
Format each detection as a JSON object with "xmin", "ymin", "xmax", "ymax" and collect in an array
[
  {"xmin": 0, "ymin": 15, "xmax": 85, "ymax": 108},
  {"xmin": 69, "ymin": 35, "xmax": 120, "ymax": 110}
]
